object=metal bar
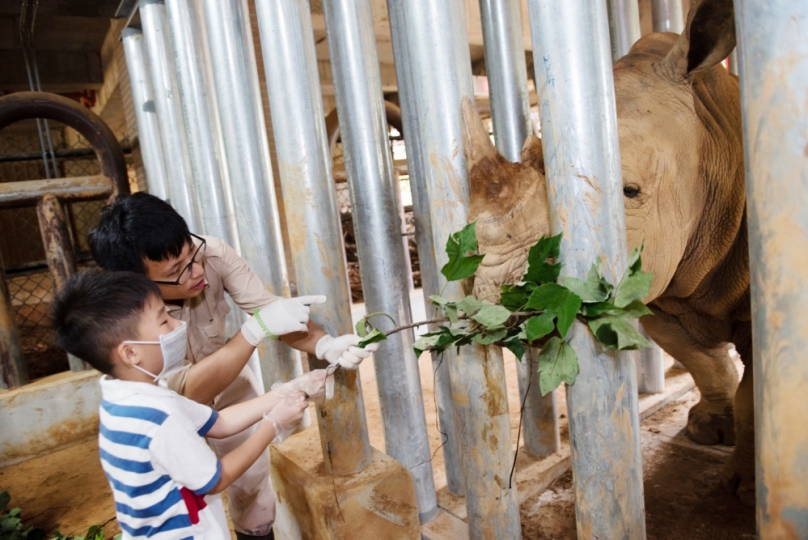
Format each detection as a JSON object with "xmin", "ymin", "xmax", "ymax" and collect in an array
[
  {"xmin": 606, "ymin": 0, "xmax": 642, "ymax": 60},
  {"xmin": 164, "ymin": 0, "xmax": 237, "ymax": 245},
  {"xmin": 36, "ymin": 193, "xmax": 86, "ymax": 373},
  {"xmin": 527, "ymin": 1, "xmax": 646, "ymax": 538},
  {"xmin": 0, "ymin": 146, "xmax": 133, "ymax": 163},
  {"xmin": 728, "ymin": 48, "xmax": 738, "ymax": 76},
  {"xmin": 201, "ymin": 0, "xmax": 304, "ymax": 393},
  {"xmin": 140, "ymin": 0, "xmax": 201, "ymax": 232},
  {"xmin": 121, "ymin": 28, "xmax": 170, "ymax": 202},
  {"xmin": 321, "ymin": 0, "xmax": 437, "ymax": 521},
  {"xmin": 734, "ymin": 0, "xmax": 808, "ymax": 536},
  {"xmin": 396, "ymin": 1, "xmax": 521, "ymax": 537},
  {"xmin": 479, "ymin": 0, "xmax": 561, "ymax": 458},
  {"xmin": 254, "ymin": 0, "xmax": 371, "ymax": 475},
  {"xmin": 0, "ymin": 252, "xmax": 28, "ymax": 390},
  {"xmin": 0, "ymin": 176, "xmax": 111, "ymax": 209},
  {"xmin": 386, "ymin": 0, "xmax": 466, "ymax": 497},
  {"xmin": 651, "ymin": 0, "xmax": 684, "ymax": 33}
]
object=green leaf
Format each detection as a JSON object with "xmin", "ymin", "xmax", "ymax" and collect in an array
[
  {"xmin": 525, "ymin": 283, "xmax": 582, "ymax": 338},
  {"xmin": 457, "ymin": 295, "xmax": 483, "ymax": 316},
  {"xmin": 355, "ymin": 318, "xmax": 368, "ymax": 338},
  {"xmin": 579, "ymin": 301, "xmax": 621, "ymax": 318},
  {"xmin": 471, "ymin": 328, "xmax": 508, "ymax": 345},
  {"xmin": 619, "ymin": 299, "xmax": 654, "ymax": 318},
  {"xmin": 0, "ymin": 491, "xmax": 9, "ymax": 512},
  {"xmin": 504, "ymin": 337, "xmax": 525, "ymax": 360},
  {"xmin": 444, "ymin": 304, "xmax": 459, "ymax": 324},
  {"xmin": 471, "ymin": 304, "xmax": 512, "ymax": 328},
  {"xmin": 499, "ymin": 283, "xmax": 533, "ymax": 311},
  {"xmin": 613, "ymin": 245, "xmax": 653, "ymax": 308},
  {"xmin": 358, "ymin": 329, "xmax": 387, "ymax": 348},
  {"xmin": 413, "ymin": 334, "xmax": 441, "ymax": 357},
  {"xmin": 441, "ymin": 222, "xmax": 485, "ymax": 281},
  {"xmin": 561, "ymin": 262, "xmax": 613, "ymax": 303},
  {"xmin": 587, "ymin": 315, "xmax": 651, "ymax": 350},
  {"xmin": 524, "ymin": 312, "xmax": 555, "ymax": 344},
  {"xmin": 523, "ymin": 234, "xmax": 563, "ymax": 285},
  {"xmin": 538, "ymin": 337, "xmax": 579, "ymax": 395},
  {"xmin": 429, "ymin": 295, "xmax": 449, "ymax": 306}
]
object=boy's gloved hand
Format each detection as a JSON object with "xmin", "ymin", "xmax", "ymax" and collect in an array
[
  {"xmin": 272, "ymin": 369, "xmax": 330, "ymax": 401},
  {"xmin": 315, "ymin": 334, "xmax": 379, "ymax": 370},
  {"xmin": 241, "ymin": 295, "xmax": 327, "ymax": 345},
  {"xmin": 263, "ymin": 390, "xmax": 308, "ymax": 445}
]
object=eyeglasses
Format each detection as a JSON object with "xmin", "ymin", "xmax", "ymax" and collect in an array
[{"xmin": 153, "ymin": 233, "xmax": 206, "ymax": 286}]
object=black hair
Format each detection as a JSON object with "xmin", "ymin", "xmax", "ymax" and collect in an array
[
  {"xmin": 88, "ymin": 192, "xmax": 191, "ymax": 274},
  {"xmin": 51, "ymin": 270, "xmax": 162, "ymax": 374}
]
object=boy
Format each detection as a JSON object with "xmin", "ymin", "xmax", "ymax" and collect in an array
[
  {"xmin": 51, "ymin": 270, "xmax": 325, "ymax": 539},
  {"xmin": 88, "ymin": 193, "xmax": 377, "ymax": 538}
]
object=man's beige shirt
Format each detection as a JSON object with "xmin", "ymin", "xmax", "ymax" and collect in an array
[{"xmin": 164, "ymin": 235, "xmax": 278, "ymax": 393}]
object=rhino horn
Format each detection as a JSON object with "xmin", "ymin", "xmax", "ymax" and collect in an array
[{"xmin": 461, "ymin": 96, "xmax": 498, "ymax": 170}]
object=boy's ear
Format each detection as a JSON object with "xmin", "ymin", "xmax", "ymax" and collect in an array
[{"xmin": 115, "ymin": 342, "xmax": 141, "ymax": 367}]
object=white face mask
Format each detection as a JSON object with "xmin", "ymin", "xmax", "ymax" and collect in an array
[{"xmin": 124, "ymin": 321, "xmax": 188, "ymax": 381}]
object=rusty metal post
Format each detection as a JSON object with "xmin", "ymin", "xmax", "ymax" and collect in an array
[
  {"xmin": 527, "ymin": 1, "xmax": 647, "ymax": 538},
  {"xmin": 651, "ymin": 0, "xmax": 684, "ymax": 33},
  {"xmin": 395, "ymin": 1, "xmax": 522, "ymax": 537},
  {"xmin": 36, "ymin": 193, "xmax": 86, "ymax": 373},
  {"xmin": 386, "ymin": 0, "xmax": 466, "ymax": 498},
  {"xmin": 254, "ymin": 0, "xmax": 372, "ymax": 475},
  {"xmin": 321, "ymin": 0, "xmax": 437, "ymax": 520},
  {"xmin": 0, "ymin": 253, "xmax": 27, "ymax": 389},
  {"xmin": 735, "ymin": 0, "xmax": 808, "ymax": 536}
]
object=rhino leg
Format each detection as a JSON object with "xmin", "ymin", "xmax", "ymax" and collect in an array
[
  {"xmin": 641, "ymin": 310, "xmax": 739, "ymax": 446},
  {"xmin": 720, "ymin": 327, "xmax": 755, "ymax": 507}
]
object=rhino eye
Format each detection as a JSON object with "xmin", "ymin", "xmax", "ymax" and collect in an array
[{"xmin": 623, "ymin": 185, "xmax": 641, "ymax": 198}]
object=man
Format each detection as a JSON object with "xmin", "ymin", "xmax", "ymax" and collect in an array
[{"xmin": 89, "ymin": 192, "xmax": 376, "ymax": 540}]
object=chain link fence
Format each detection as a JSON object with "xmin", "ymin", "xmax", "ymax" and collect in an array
[{"xmin": 0, "ymin": 122, "xmax": 136, "ymax": 379}]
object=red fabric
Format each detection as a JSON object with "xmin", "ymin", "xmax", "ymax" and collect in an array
[{"xmin": 179, "ymin": 487, "xmax": 208, "ymax": 524}]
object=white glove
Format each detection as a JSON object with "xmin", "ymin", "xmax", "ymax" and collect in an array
[
  {"xmin": 315, "ymin": 334, "xmax": 380, "ymax": 370},
  {"xmin": 272, "ymin": 369, "xmax": 330, "ymax": 401},
  {"xmin": 263, "ymin": 390, "xmax": 308, "ymax": 445},
  {"xmin": 241, "ymin": 295, "xmax": 327, "ymax": 345}
]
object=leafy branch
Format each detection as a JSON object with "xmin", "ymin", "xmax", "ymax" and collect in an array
[{"xmin": 357, "ymin": 222, "xmax": 654, "ymax": 395}]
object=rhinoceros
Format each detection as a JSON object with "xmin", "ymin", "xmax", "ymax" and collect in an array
[{"xmin": 461, "ymin": 0, "xmax": 753, "ymax": 505}]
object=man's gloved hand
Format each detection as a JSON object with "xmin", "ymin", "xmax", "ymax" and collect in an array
[
  {"xmin": 272, "ymin": 369, "xmax": 330, "ymax": 401},
  {"xmin": 263, "ymin": 390, "xmax": 308, "ymax": 445},
  {"xmin": 241, "ymin": 295, "xmax": 327, "ymax": 345},
  {"xmin": 315, "ymin": 334, "xmax": 380, "ymax": 370}
]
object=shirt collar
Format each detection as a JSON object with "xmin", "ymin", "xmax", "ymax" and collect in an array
[{"xmin": 100, "ymin": 375, "xmax": 174, "ymax": 401}]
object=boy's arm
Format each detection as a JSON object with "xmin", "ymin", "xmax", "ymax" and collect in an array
[
  {"xmin": 181, "ymin": 331, "xmax": 255, "ymax": 404},
  {"xmin": 205, "ymin": 389, "xmax": 283, "ymax": 439}
]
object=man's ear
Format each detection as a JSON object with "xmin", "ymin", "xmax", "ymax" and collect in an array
[{"xmin": 655, "ymin": 0, "xmax": 736, "ymax": 81}]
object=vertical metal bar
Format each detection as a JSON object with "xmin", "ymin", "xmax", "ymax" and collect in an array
[
  {"xmin": 728, "ymin": 48, "xmax": 739, "ymax": 76},
  {"xmin": 139, "ymin": 0, "xmax": 201, "ymax": 232},
  {"xmin": 606, "ymin": 0, "xmax": 642, "ymax": 60},
  {"xmin": 200, "ymin": 0, "xmax": 304, "ymax": 392},
  {"xmin": 321, "ymin": 0, "xmax": 437, "ymax": 521},
  {"xmin": 735, "ymin": 1, "xmax": 808, "ymax": 536},
  {"xmin": 121, "ymin": 28, "xmax": 170, "ymax": 202},
  {"xmin": 386, "ymin": 0, "xmax": 466, "ymax": 497},
  {"xmin": 0, "ymin": 253, "xmax": 28, "ymax": 389},
  {"xmin": 396, "ymin": 1, "xmax": 522, "ymax": 537},
  {"xmin": 651, "ymin": 0, "xmax": 684, "ymax": 33},
  {"xmin": 36, "ymin": 193, "xmax": 86, "ymax": 373},
  {"xmin": 527, "ymin": 1, "xmax": 647, "ymax": 538},
  {"xmin": 479, "ymin": 0, "xmax": 561, "ymax": 458},
  {"xmin": 164, "ymin": 0, "xmax": 237, "ymax": 246},
  {"xmin": 254, "ymin": 0, "xmax": 372, "ymax": 475},
  {"xmin": 606, "ymin": 0, "xmax": 666, "ymax": 394}
]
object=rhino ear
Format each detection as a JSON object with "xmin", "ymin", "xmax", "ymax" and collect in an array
[
  {"xmin": 656, "ymin": 0, "xmax": 736, "ymax": 81},
  {"xmin": 520, "ymin": 135, "xmax": 545, "ymax": 176},
  {"xmin": 461, "ymin": 96, "xmax": 498, "ymax": 170}
]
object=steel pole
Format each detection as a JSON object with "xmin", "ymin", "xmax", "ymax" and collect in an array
[
  {"xmin": 164, "ymin": 0, "xmax": 236, "ymax": 246},
  {"xmin": 651, "ymin": 0, "xmax": 684, "ymax": 33},
  {"xmin": 321, "ymin": 0, "xmax": 437, "ymax": 521},
  {"xmin": 735, "ymin": 0, "xmax": 808, "ymax": 536},
  {"xmin": 121, "ymin": 28, "xmax": 169, "ymax": 202},
  {"xmin": 254, "ymin": 0, "xmax": 371, "ymax": 475},
  {"xmin": 386, "ymin": 0, "xmax": 465, "ymax": 496},
  {"xmin": 728, "ymin": 48, "xmax": 738, "ymax": 76},
  {"xmin": 0, "ymin": 253, "xmax": 27, "ymax": 389},
  {"xmin": 139, "ymin": 0, "xmax": 200, "ymax": 231},
  {"xmin": 396, "ymin": 1, "xmax": 521, "ymax": 537},
  {"xmin": 479, "ymin": 0, "xmax": 560, "ymax": 459},
  {"xmin": 606, "ymin": 0, "xmax": 642, "ymax": 60},
  {"xmin": 200, "ymin": 0, "xmax": 304, "ymax": 393},
  {"xmin": 527, "ymin": 1, "xmax": 646, "ymax": 538}
]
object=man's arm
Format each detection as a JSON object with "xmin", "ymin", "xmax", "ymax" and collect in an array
[
  {"xmin": 181, "ymin": 331, "xmax": 255, "ymax": 404},
  {"xmin": 279, "ymin": 320, "xmax": 327, "ymax": 355}
]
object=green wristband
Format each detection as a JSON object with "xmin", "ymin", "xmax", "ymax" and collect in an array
[{"xmin": 253, "ymin": 309, "xmax": 279, "ymax": 340}]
